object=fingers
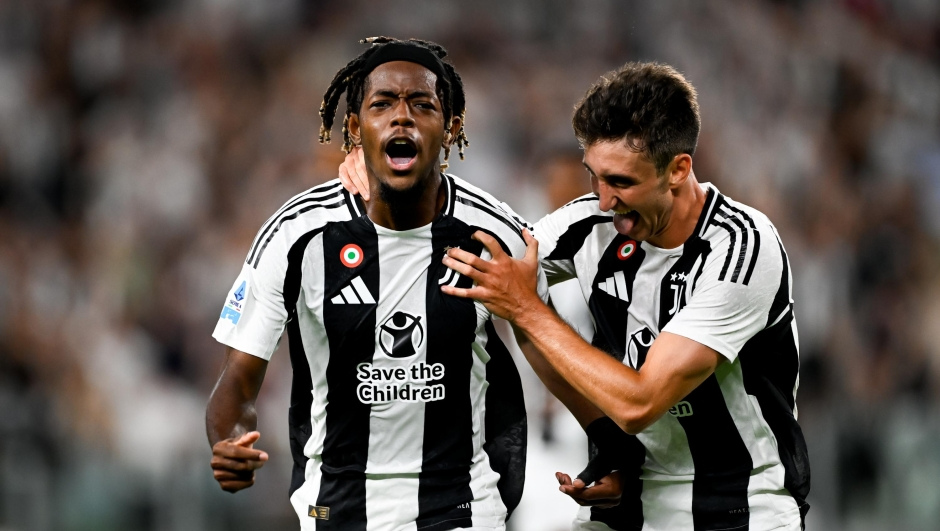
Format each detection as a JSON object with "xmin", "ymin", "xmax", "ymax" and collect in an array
[
  {"xmin": 353, "ymin": 146, "xmax": 370, "ymax": 201},
  {"xmin": 215, "ymin": 474, "xmax": 256, "ymax": 493},
  {"xmin": 471, "ymin": 231, "xmax": 505, "ymax": 259},
  {"xmin": 439, "ymin": 284, "xmax": 476, "ymax": 300},
  {"xmin": 442, "ymin": 253, "xmax": 487, "ymax": 282},
  {"xmin": 211, "ymin": 433, "xmax": 268, "ymax": 493},
  {"xmin": 522, "ymin": 228, "xmax": 539, "ymax": 265},
  {"xmin": 211, "ymin": 454, "xmax": 268, "ymax": 472},
  {"xmin": 339, "ymin": 165, "xmax": 358, "ymax": 195},
  {"xmin": 233, "ymin": 431, "xmax": 261, "ymax": 447}
]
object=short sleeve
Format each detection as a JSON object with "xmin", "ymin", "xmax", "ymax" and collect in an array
[
  {"xmin": 533, "ymin": 210, "xmax": 577, "ymax": 285},
  {"xmin": 212, "ymin": 240, "xmax": 290, "ymax": 360},
  {"xmin": 662, "ymin": 235, "xmax": 784, "ymax": 362}
]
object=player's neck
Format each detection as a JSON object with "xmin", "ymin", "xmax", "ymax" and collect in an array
[
  {"xmin": 647, "ymin": 172, "xmax": 706, "ymax": 249},
  {"xmin": 364, "ymin": 170, "xmax": 445, "ymax": 231}
]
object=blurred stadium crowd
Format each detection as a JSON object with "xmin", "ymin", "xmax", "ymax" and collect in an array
[{"xmin": 2, "ymin": 0, "xmax": 940, "ymax": 530}]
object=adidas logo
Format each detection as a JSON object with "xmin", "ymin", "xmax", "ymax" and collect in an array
[
  {"xmin": 597, "ymin": 271, "xmax": 629, "ymax": 302},
  {"xmin": 331, "ymin": 276, "xmax": 376, "ymax": 305}
]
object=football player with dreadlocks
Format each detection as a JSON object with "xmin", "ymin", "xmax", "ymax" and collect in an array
[{"xmin": 206, "ymin": 37, "xmax": 546, "ymax": 530}]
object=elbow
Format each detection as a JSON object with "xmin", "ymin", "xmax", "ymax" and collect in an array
[{"xmin": 612, "ymin": 405, "xmax": 659, "ymax": 435}]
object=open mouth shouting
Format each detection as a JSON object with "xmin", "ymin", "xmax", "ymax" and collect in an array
[{"xmin": 385, "ymin": 137, "xmax": 419, "ymax": 172}]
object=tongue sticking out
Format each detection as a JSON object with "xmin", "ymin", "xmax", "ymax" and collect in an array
[{"xmin": 613, "ymin": 212, "xmax": 638, "ymax": 236}]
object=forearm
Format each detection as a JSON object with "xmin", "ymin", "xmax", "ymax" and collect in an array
[
  {"xmin": 512, "ymin": 302, "xmax": 654, "ymax": 433},
  {"xmin": 514, "ymin": 327, "xmax": 605, "ymax": 428},
  {"xmin": 205, "ymin": 349, "xmax": 268, "ymax": 446}
]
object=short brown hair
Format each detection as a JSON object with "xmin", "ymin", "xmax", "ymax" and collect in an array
[{"xmin": 572, "ymin": 62, "xmax": 700, "ymax": 174}]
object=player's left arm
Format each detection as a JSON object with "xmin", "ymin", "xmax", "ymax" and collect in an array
[{"xmin": 442, "ymin": 230, "xmax": 722, "ymax": 434}]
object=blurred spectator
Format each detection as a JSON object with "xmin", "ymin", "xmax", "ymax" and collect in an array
[{"xmin": 2, "ymin": 1, "xmax": 940, "ymax": 529}]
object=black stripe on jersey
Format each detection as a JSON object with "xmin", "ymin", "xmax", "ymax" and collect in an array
[
  {"xmin": 283, "ymin": 227, "xmax": 326, "ymax": 497},
  {"xmin": 658, "ymin": 238, "xmax": 711, "ymax": 329},
  {"xmin": 694, "ymin": 187, "xmax": 718, "ymax": 238},
  {"xmin": 712, "ymin": 219, "xmax": 737, "ymax": 283},
  {"xmin": 453, "ymin": 183, "xmax": 531, "ymax": 231},
  {"xmin": 585, "ymin": 233, "xmax": 647, "ymax": 529},
  {"xmin": 342, "ymin": 188, "xmax": 364, "ymax": 218},
  {"xmin": 588, "ymin": 235, "xmax": 645, "ymax": 361},
  {"xmin": 767, "ymin": 237, "xmax": 790, "ymax": 327},
  {"xmin": 417, "ymin": 216, "xmax": 484, "ymax": 530},
  {"xmin": 676, "ymin": 375, "xmax": 754, "ymax": 531},
  {"xmin": 247, "ymin": 182, "xmax": 343, "ymax": 263},
  {"xmin": 455, "ymin": 196, "xmax": 523, "ymax": 239},
  {"xmin": 722, "ymin": 203, "xmax": 761, "ymax": 285},
  {"xmin": 481, "ymin": 320, "xmax": 527, "ymax": 517},
  {"xmin": 316, "ymin": 217, "xmax": 381, "ymax": 529},
  {"xmin": 739, "ymin": 237, "xmax": 810, "ymax": 517},
  {"xmin": 719, "ymin": 209, "xmax": 749, "ymax": 283},
  {"xmin": 454, "ymin": 184, "xmax": 527, "ymax": 233},
  {"xmin": 250, "ymin": 198, "xmax": 347, "ymax": 268},
  {"xmin": 442, "ymin": 174, "xmax": 456, "ymax": 217},
  {"xmin": 544, "ymin": 215, "xmax": 612, "ymax": 261}
]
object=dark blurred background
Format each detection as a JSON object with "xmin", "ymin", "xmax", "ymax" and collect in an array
[{"xmin": 2, "ymin": 0, "xmax": 940, "ymax": 530}]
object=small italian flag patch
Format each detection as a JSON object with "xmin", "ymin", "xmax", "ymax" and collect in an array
[
  {"xmin": 618, "ymin": 240, "xmax": 637, "ymax": 260},
  {"xmin": 340, "ymin": 243, "xmax": 364, "ymax": 268}
]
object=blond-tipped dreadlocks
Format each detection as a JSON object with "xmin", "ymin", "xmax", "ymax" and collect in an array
[{"xmin": 318, "ymin": 37, "xmax": 469, "ymax": 169}]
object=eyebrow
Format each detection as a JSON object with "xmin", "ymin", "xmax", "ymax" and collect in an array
[
  {"xmin": 583, "ymin": 162, "xmax": 638, "ymax": 183},
  {"xmin": 371, "ymin": 89, "xmax": 436, "ymax": 100}
]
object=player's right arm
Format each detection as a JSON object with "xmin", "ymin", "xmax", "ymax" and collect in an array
[{"xmin": 206, "ymin": 347, "xmax": 270, "ymax": 493}]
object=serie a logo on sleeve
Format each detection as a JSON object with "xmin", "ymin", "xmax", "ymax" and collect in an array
[{"xmin": 220, "ymin": 280, "xmax": 247, "ymax": 324}]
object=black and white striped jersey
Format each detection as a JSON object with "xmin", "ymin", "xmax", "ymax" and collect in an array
[
  {"xmin": 213, "ymin": 174, "xmax": 546, "ymax": 531},
  {"xmin": 535, "ymin": 183, "xmax": 810, "ymax": 531}
]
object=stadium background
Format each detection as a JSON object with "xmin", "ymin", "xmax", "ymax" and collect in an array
[{"xmin": 2, "ymin": 0, "xmax": 940, "ymax": 529}]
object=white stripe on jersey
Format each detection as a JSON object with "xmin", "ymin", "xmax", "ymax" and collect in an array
[{"xmin": 366, "ymin": 225, "xmax": 430, "ymax": 475}]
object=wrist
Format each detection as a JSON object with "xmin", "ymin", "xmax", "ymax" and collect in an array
[{"xmin": 508, "ymin": 294, "xmax": 552, "ymax": 330}]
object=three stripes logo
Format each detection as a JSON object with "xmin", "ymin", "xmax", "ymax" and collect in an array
[
  {"xmin": 597, "ymin": 270, "xmax": 629, "ymax": 302},
  {"xmin": 330, "ymin": 276, "xmax": 375, "ymax": 305}
]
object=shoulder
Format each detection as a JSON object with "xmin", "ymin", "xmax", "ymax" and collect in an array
[
  {"xmin": 696, "ymin": 184, "xmax": 785, "ymax": 286},
  {"xmin": 245, "ymin": 179, "xmax": 362, "ymax": 269},
  {"xmin": 534, "ymin": 193, "xmax": 612, "ymax": 259},
  {"xmin": 535, "ymin": 193, "xmax": 609, "ymax": 235},
  {"xmin": 446, "ymin": 173, "xmax": 532, "ymax": 255}
]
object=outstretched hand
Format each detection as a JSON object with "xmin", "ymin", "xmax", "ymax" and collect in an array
[
  {"xmin": 338, "ymin": 146, "xmax": 370, "ymax": 200},
  {"xmin": 210, "ymin": 431, "xmax": 269, "ymax": 493},
  {"xmin": 556, "ymin": 469, "xmax": 623, "ymax": 509},
  {"xmin": 440, "ymin": 229, "xmax": 542, "ymax": 322}
]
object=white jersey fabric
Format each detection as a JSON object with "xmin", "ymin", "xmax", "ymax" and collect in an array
[
  {"xmin": 534, "ymin": 183, "xmax": 809, "ymax": 531},
  {"xmin": 213, "ymin": 174, "xmax": 548, "ymax": 531}
]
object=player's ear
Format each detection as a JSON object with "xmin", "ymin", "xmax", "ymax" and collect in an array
[
  {"xmin": 347, "ymin": 113, "xmax": 362, "ymax": 146},
  {"xmin": 443, "ymin": 116, "xmax": 461, "ymax": 148},
  {"xmin": 668, "ymin": 154, "xmax": 692, "ymax": 189}
]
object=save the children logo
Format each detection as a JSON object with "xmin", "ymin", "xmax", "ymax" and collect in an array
[
  {"xmin": 379, "ymin": 311, "xmax": 424, "ymax": 359},
  {"xmin": 356, "ymin": 361, "xmax": 445, "ymax": 404}
]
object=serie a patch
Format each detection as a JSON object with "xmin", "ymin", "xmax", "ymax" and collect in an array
[{"xmin": 308, "ymin": 505, "xmax": 330, "ymax": 520}]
